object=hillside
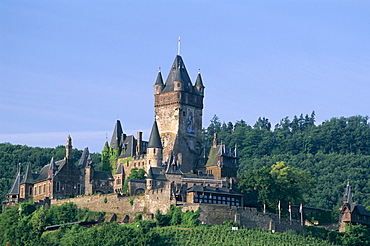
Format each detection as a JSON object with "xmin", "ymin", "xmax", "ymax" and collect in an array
[
  {"xmin": 2, "ymin": 202, "xmax": 368, "ymax": 246},
  {"xmin": 204, "ymin": 113, "xmax": 370, "ymax": 210}
]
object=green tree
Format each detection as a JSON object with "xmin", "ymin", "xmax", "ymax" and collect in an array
[
  {"xmin": 122, "ymin": 168, "xmax": 146, "ymax": 194},
  {"xmin": 101, "ymin": 141, "xmax": 112, "ymax": 173},
  {"xmin": 238, "ymin": 162, "xmax": 314, "ymax": 212}
]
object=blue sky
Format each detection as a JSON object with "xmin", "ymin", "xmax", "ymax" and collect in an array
[{"xmin": 1, "ymin": 1, "xmax": 370, "ymax": 153}]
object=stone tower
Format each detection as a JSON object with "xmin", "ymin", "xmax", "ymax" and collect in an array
[{"xmin": 154, "ymin": 55, "xmax": 204, "ymax": 172}]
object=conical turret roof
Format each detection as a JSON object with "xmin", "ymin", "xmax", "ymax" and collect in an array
[
  {"xmin": 7, "ymin": 165, "xmax": 21, "ymax": 196},
  {"xmin": 110, "ymin": 120, "xmax": 124, "ymax": 149},
  {"xmin": 155, "ymin": 70, "xmax": 164, "ymax": 85},
  {"xmin": 148, "ymin": 121, "xmax": 162, "ymax": 148},
  {"xmin": 195, "ymin": 71, "xmax": 204, "ymax": 87},
  {"xmin": 162, "ymin": 55, "xmax": 192, "ymax": 93},
  {"xmin": 21, "ymin": 163, "xmax": 34, "ymax": 184}
]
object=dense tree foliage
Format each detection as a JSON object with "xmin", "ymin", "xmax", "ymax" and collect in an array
[
  {"xmin": 0, "ymin": 143, "xmax": 101, "ymax": 206},
  {"xmin": 204, "ymin": 114, "xmax": 370, "ymax": 210},
  {"xmin": 2, "ymin": 201, "xmax": 369, "ymax": 245},
  {"xmin": 238, "ymin": 162, "xmax": 314, "ymax": 212},
  {"xmin": 122, "ymin": 167, "xmax": 146, "ymax": 194}
]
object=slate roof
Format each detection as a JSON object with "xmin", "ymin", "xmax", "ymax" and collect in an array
[
  {"xmin": 93, "ymin": 171, "xmax": 113, "ymax": 180},
  {"xmin": 21, "ymin": 163, "xmax": 35, "ymax": 184},
  {"xmin": 78, "ymin": 147, "xmax": 91, "ymax": 169},
  {"xmin": 110, "ymin": 120, "xmax": 124, "ymax": 149},
  {"xmin": 195, "ymin": 72, "xmax": 204, "ymax": 88},
  {"xmin": 148, "ymin": 121, "xmax": 162, "ymax": 148},
  {"xmin": 162, "ymin": 55, "xmax": 193, "ymax": 93},
  {"xmin": 34, "ymin": 159, "xmax": 65, "ymax": 183},
  {"xmin": 147, "ymin": 166, "xmax": 166, "ymax": 181},
  {"xmin": 355, "ymin": 205, "xmax": 370, "ymax": 216},
  {"xmin": 119, "ymin": 135, "xmax": 136, "ymax": 158},
  {"xmin": 155, "ymin": 71, "xmax": 164, "ymax": 85},
  {"xmin": 119, "ymin": 135, "xmax": 149, "ymax": 158},
  {"xmin": 7, "ymin": 172, "xmax": 21, "ymax": 196},
  {"xmin": 205, "ymin": 145, "xmax": 239, "ymax": 168}
]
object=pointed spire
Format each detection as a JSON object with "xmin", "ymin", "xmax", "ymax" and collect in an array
[
  {"xmin": 162, "ymin": 55, "xmax": 192, "ymax": 93},
  {"xmin": 155, "ymin": 69, "xmax": 164, "ymax": 85},
  {"xmin": 21, "ymin": 163, "xmax": 34, "ymax": 184},
  {"xmin": 148, "ymin": 121, "xmax": 162, "ymax": 148},
  {"xmin": 195, "ymin": 70, "xmax": 204, "ymax": 87},
  {"xmin": 7, "ymin": 164, "xmax": 21, "ymax": 196},
  {"xmin": 110, "ymin": 120, "xmax": 124, "ymax": 149}
]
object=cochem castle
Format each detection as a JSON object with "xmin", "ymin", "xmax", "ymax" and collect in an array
[
  {"xmin": 4, "ymin": 54, "xmax": 365, "ymax": 232},
  {"xmin": 3, "ymin": 54, "xmax": 251, "ymax": 226}
]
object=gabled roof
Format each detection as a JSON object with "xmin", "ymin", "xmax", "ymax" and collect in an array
[
  {"xmin": 162, "ymin": 55, "xmax": 193, "ymax": 93},
  {"xmin": 34, "ymin": 159, "xmax": 65, "ymax": 183},
  {"xmin": 110, "ymin": 120, "xmax": 124, "ymax": 149},
  {"xmin": 93, "ymin": 171, "xmax": 113, "ymax": 180},
  {"xmin": 78, "ymin": 147, "xmax": 91, "ymax": 169},
  {"xmin": 147, "ymin": 166, "xmax": 166, "ymax": 181},
  {"xmin": 119, "ymin": 135, "xmax": 136, "ymax": 158},
  {"xmin": 148, "ymin": 121, "xmax": 162, "ymax": 148},
  {"xmin": 205, "ymin": 145, "xmax": 239, "ymax": 168},
  {"xmin": 21, "ymin": 163, "xmax": 35, "ymax": 184}
]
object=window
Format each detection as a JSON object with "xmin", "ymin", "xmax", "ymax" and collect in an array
[
  {"xmin": 153, "ymin": 149, "xmax": 156, "ymax": 154},
  {"xmin": 43, "ymin": 184, "xmax": 46, "ymax": 193}
]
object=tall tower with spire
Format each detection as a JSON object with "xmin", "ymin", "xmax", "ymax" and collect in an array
[{"xmin": 154, "ymin": 55, "xmax": 204, "ymax": 172}]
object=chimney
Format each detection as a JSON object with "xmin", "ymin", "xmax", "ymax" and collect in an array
[{"xmin": 136, "ymin": 132, "xmax": 142, "ymax": 156}]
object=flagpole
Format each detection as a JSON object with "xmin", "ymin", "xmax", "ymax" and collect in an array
[
  {"xmin": 178, "ymin": 36, "xmax": 181, "ymax": 55},
  {"xmin": 278, "ymin": 201, "xmax": 281, "ymax": 224},
  {"xmin": 300, "ymin": 204, "xmax": 303, "ymax": 226},
  {"xmin": 288, "ymin": 202, "xmax": 292, "ymax": 225}
]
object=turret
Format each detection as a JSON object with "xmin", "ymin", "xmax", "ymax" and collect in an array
[
  {"xmin": 147, "ymin": 121, "xmax": 163, "ymax": 168},
  {"xmin": 154, "ymin": 70, "xmax": 164, "ymax": 95},
  {"xmin": 195, "ymin": 71, "xmax": 205, "ymax": 96},
  {"xmin": 20, "ymin": 163, "xmax": 35, "ymax": 199}
]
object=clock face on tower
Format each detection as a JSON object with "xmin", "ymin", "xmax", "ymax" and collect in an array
[{"xmin": 186, "ymin": 108, "xmax": 195, "ymax": 134}]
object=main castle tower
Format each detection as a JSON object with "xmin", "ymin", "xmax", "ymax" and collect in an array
[{"xmin": 154, "ymin": 55, "xmax": 205, "ymax": 172}]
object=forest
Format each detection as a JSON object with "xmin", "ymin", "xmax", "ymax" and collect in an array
[
  {"xmin": 204, "ymin": 113, "xmax": 370, "ymax": 211},
  {"xmin": 1, "ymin": 202, "xmax": 369, "ymax": 245},
  {"xmin": 1, "ymin": 113, "xmax": 370, "ymax": 212}
]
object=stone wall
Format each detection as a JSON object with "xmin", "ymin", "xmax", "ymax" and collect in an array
[
  {"xmin": 182, "ymin": 204, "xmax": 303, "ymax": 233},
  {"xmin": 51, "ymin": 183, "xmax": 176, "ymax": 219}
]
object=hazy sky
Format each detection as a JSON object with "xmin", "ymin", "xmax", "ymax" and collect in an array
[{"xmin": 1, "ymin": 1, "xmax": 370, "ymax": 153}]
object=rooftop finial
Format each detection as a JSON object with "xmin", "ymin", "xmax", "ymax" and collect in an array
[
  {"xmin": 198, "ymin": 68, "xmax": 201, "ymax": 74},
  {"xmin": 178, "ymin": 36, "xmax": 181, "ymax": 55},
  {"xmin": 159, "ymin": 66, "xmax": 161, "ymax": 72}
]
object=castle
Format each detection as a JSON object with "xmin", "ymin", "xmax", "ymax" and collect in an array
[
  {"xmin": 4, "ymin": 54, "xmax": 242, "ymax": 210},
  {"xmin": 5, "ymin": 54, "xmax": 368, "ymax": 232}
]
